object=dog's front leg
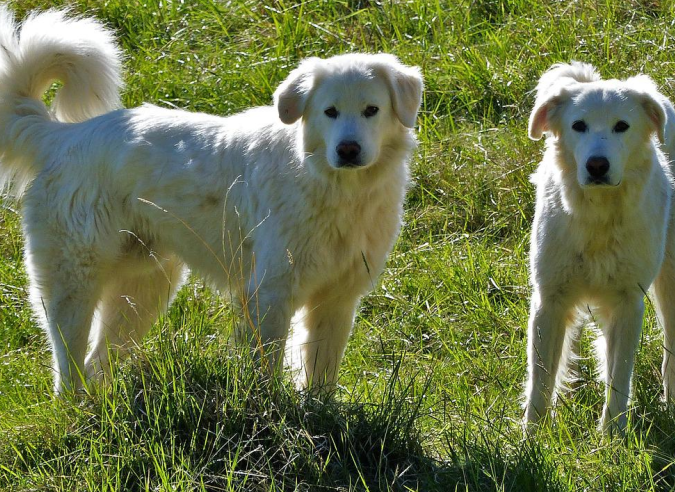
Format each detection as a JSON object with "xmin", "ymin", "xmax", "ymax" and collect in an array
[
  {"xmin": 599, "ymin": 297, "xmax": 644, "ymax": 434},
  {"xmin": 238, "ymin": 284, "xmax": 292, "ymax": 375},
  {"xmin": 524, "ymin": 294, "xmax": 569, "ymax": 427},
  {"xmin": 294, "ymin": 293, "xmax": 361, "ymax": 392}
]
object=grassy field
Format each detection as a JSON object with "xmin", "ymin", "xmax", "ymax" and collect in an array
[{"xmin": 3, "ymin": 0, "xmax": 675, "ymax": 490}]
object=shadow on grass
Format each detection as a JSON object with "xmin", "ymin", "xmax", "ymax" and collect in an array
[{"xmin": 1, "ymin": 348, "xmax": 566, "ymax": 492}]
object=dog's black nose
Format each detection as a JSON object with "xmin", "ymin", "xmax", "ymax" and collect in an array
[
  {"xmin": 336, "ymin": 141, "xmax": 361, "ymax": 164},
  {"xmin": 586, "ymin": 156, "xmax": 610, "ymax": 178}
]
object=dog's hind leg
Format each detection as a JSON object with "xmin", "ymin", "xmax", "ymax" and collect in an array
[
  {"xmin": 597, "ymin": 297, "xmax": 644, "ymax": 434},
  {"xmin": 84, "ymin": 254, "xmax": 184, "ymax": 382},
  {"xmin": 24, "ymin": 240, "xmax": 103, "ymax": 395},
  {"xmin": 557, "ymin": 322, "xmax": 584, "ymax": 396},
  {"xmin": 653, "ymin": 248, "xmax": 675, "ymax": 401},
  {"xmin": 524, "ymin": 294, "xmax": 571, "ymax": 426}
]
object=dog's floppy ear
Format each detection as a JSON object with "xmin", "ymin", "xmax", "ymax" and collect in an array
[
  {"xmin": 274, "ymin": 57, "xmax": 321, "ymax": 124},
  {"xmin": 529, "ymin": 63, "xmax": 592, "ymax": 141},
  {"xmin": 642, "ymin": 95, "xmax": 667, "ymax": 144},
  {"xmin": 374, "ymin": 55, "xmax": 423, "ymax": 128},
  {"xmin": 627, "ymin": 77, "xmax": 668, "ymax": 144},
  {"xmin": 528, "ymin": 87, "xmax": 571, "ymax": 140}
]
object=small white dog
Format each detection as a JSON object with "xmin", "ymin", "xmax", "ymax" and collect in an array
[
  {"xmin": 524, "ymin": 61, "xmax": 675, "ymax": 433},
  {"xmin": 0, "ymin": 9, "xmax": 423, "ymax": 394}
]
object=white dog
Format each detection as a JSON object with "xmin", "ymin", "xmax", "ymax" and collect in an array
[
  {"xmin": 524, "ymin": 61, "xmax": 675, "ymax": 433},
  {"xmin": 0, "ymin": 8, "xmax": 423, "ymax": 394}
]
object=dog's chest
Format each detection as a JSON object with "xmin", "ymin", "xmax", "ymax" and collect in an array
[
  {"xmin": 566, "ymin": 216, "xmax": 661, "ymax": 289},
  {"xmin": 316, "ymin": 199, "xmax": 393, "ymax": 265},
  {"xmin": 292, "ymin": 188, "xmax": 401, "ymax": 288},
  {"xmin": 576, "ymin": 230, "xmax": 634, "ymax": 285},
  {"xmin": 534, "ymin": 174, "xmax": 670, "ymax": 296}
]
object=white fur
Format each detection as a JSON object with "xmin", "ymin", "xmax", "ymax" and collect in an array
[
  {"xmin": 524, "ymin": 61, "xmax": 675, "ymax": 434},
  {"xmin": 0, "ymin": 8, "xmax": 423, "ymax": 394}
]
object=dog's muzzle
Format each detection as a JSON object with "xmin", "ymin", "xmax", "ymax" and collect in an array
[
  {"xmin": 336, "ymin": 140, "xmax": 363, "ymax": 168},
  {"xmin": 585, "ymin": 155, "xmax": 610, "ymax": 185}
]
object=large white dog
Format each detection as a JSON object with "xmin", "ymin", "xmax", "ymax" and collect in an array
[
  {"xmin": 0, "ymin": 9, "xmax": 423, "ymax": 394},
  {"xmin": 525, "ymin": 62, "xmax": 675, "ymax": 433}
]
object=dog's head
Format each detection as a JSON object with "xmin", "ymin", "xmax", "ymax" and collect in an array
[
  {"xmin": 529, "ymin": 64, "xmax": 667, "ymax": 188},
  {"xmin": 274, "ymin": 53, "xmax": 423, "ymax": 171}
]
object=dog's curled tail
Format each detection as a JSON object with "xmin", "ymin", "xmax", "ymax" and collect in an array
[
  {"xmin": 0, "ymin": 7, "xmax": 122, "ymax": 122},
  {"xmin": 0, "ymin": 7, "xmax": 122, "ymax": 194}
]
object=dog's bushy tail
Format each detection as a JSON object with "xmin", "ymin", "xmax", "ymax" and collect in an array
[{"xmin": 0, "ymin": 7, "xmax": 122, "ymax": 194}]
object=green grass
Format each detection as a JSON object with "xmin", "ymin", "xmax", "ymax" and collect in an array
[{"xmin": 4, "ymin": 0, "xmax": 675, "ymax": 490}]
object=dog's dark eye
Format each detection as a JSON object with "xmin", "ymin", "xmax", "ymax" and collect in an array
[
  {"xmin": 324, "ymin": 107, "xmax": 339, "ymax": 119},
  {"xmin": 613, "ymin": 120, "xmax": 630, "ymax": 133},
  {"xmin": 363, "ymin": 106, "xmax": 379, "ymax": 118},
  {"xmin": 572, "ymin": 120, "xmax": 587, "ymax": 133}
]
